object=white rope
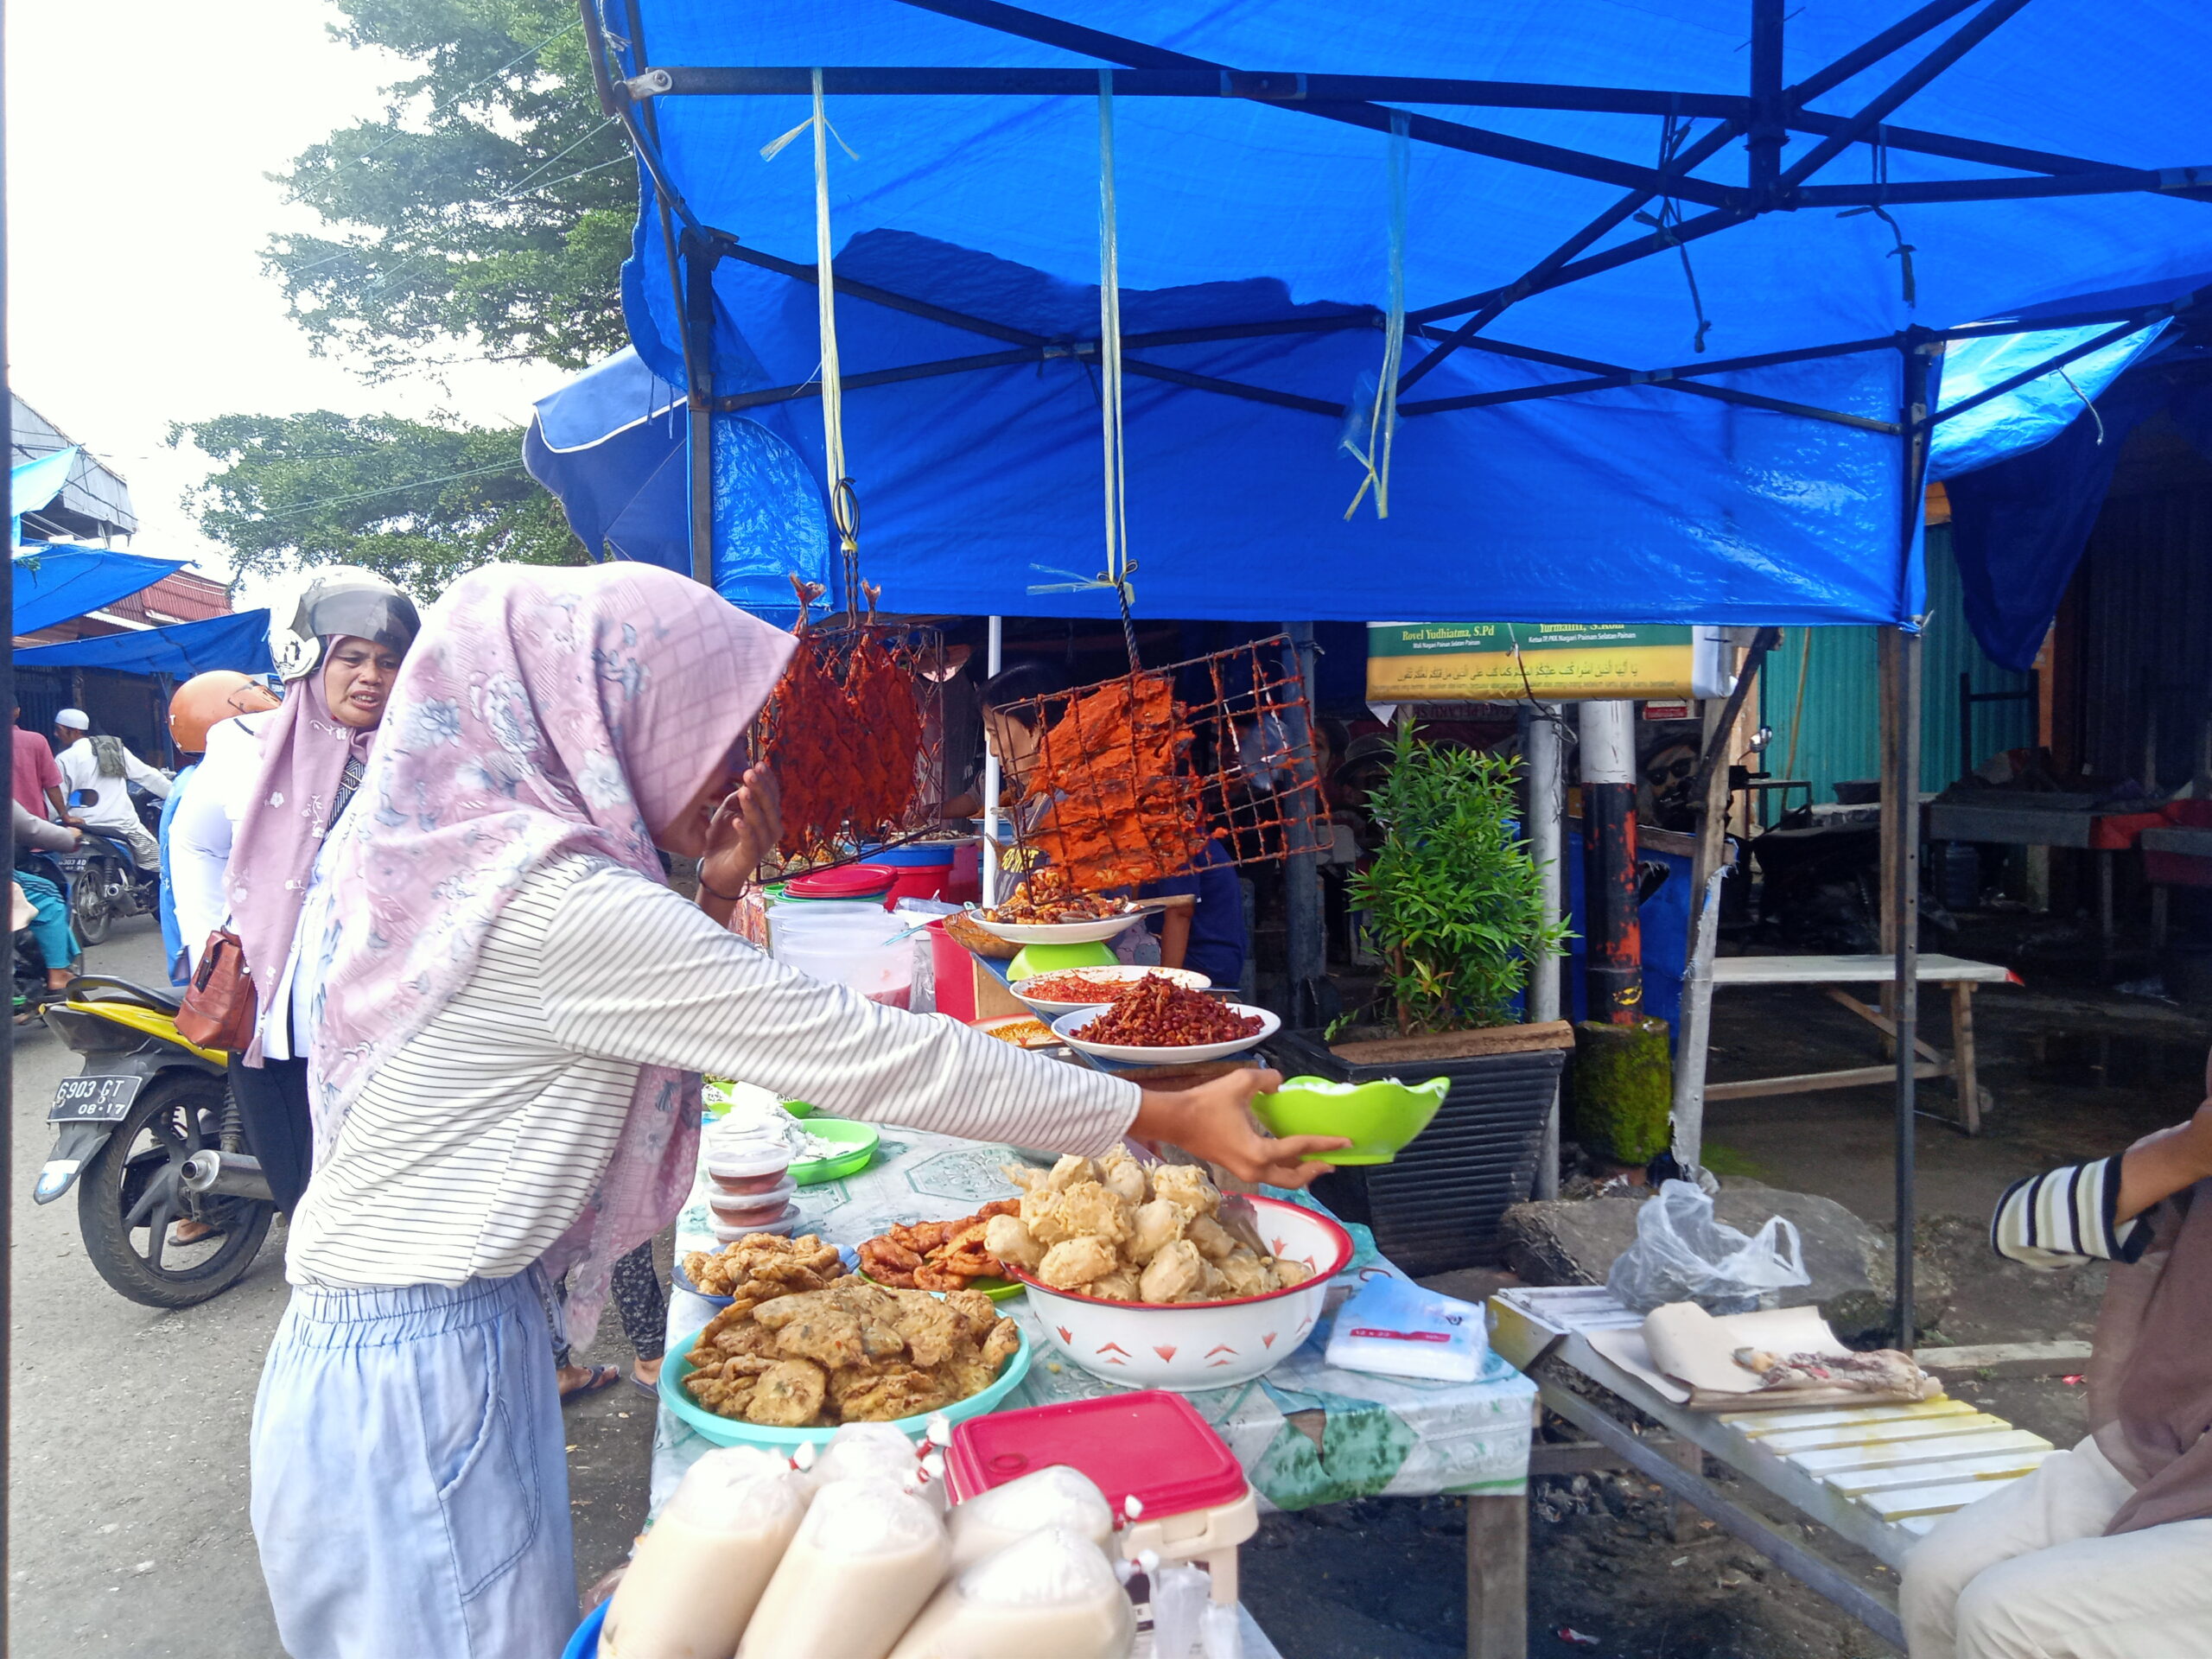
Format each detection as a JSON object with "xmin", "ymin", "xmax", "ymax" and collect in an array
[
  {"xmin": 763, "ymin": 71, "xmax": 862, "ymax": 575},
  {"xmin": 1344, "ymin": 112, "xmax": 1409, "ymax": 520},
  {"xmin": 1097, "ymin": 68, "xmax": 1133, "ymax": 611}
]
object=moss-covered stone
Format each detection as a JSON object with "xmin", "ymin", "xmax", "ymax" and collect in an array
[{"xmin": 1571, "ymin": 1017, "xmax": 1673, "ymax": 1166}]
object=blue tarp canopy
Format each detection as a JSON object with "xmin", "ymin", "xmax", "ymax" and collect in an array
[
  {"xmin": 12, "ymin": 544, "xmax": 189, "ymax": 634},
  {"xmin": 14, "ymin": 610, "xmax": 275, "ymax": 678},
  {"xmin": 566, "ymin": 0, "xmax": 2212, "ymax": 626}
]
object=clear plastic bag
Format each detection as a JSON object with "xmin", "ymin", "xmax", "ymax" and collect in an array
[
  {"xmin": 601, "ymin": 1450, "xmax": 810, "ymax": 1659},
  {"xmin": 1605, "ymin": 1179, "xmax": 1809, "ymax": 1314},
  {"xmin": 737, "ymin": 1478, "xmax": 949, "ymax": 1659},
  {"xmin": 888, "ymin": 1527, "xmax": 1133, "ymax": 1659},
  {"xmin": 948, "ymin": 1465, "xmax": 1115, "ymax": 1571}
]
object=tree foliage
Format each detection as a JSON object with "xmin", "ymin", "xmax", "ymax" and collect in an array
[
  {"xmin": 176, "ymin": 411, "xmax": 586, "ymax": 601},
  {"xmin": 271, "ymin": 0, "xmax": 632, "ymax": 376},
  {"xmin": 1348, "ymin": 726, "xmax": 1572, "ymax": 1033}
]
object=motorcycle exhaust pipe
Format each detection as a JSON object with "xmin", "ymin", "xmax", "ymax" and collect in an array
[{"xmin": 180, "ymin": 1149, "xmax": 275, "ymax": 1203}]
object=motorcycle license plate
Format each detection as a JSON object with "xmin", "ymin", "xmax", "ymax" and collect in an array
[{"xmin": 48, "ymin": 1074, "xmax": 143, "ymax": 1122}]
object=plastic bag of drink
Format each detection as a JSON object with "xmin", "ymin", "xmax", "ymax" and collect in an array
[
  {"xmin": 738, "ymin": 1478, "xmax": 949, "ymax": 1659},
  {"xmin": 601, "ymin": 1448, "xmax": 810, "ymax": 1659},
  {"xmin": 888, "ymin": 1527, "xmax": 1133, "ymax": 1659},
  {"xmin": 947, "ymin": 1465, "xmax": 1115, "ymax": 1571},
  {"xmin": 812, "ymin": 1422, "xmax": 924, "ymax": 1491}
]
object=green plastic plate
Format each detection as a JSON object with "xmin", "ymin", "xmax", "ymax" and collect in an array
[{"xmin": 788, "ymin": 1116, "xmax": 880, "ymax": 1185}]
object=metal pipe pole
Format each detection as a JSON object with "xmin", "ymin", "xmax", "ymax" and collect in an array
[
  {"xmin": 683, "ymin": 240, "xmax": 717, "ymax": 587},
  {"xmin": 2, "ymin": 3, "xmax": 16, "ymax": 1633},
  {"xmin": 1892, "ymin": 337, "xmax": 1936, "ymax": 1346},
  {"xmin": 1579, "ymin": 699, "xmax": 1642, "ymax": 1022},
  {"xmin": 980, "ymin": 616, "xmax": 1003, "ymax": 908},
  {"xmin": 1282, "ymin": 623, "xmax": 1325, "ymax": 1029},
  {"xmin": 1525, "ymin": 703, "xmax": 1566, "ymax": 1197}
]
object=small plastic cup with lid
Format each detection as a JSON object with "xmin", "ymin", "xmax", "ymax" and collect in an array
[
  {"xmin": 709, "ymin": 1175, "xmax": 798, "ymax": 1230},
  {"xmin": 707, "ymin": 1141, "xmax": 794, "ymax": 1197},
  {"xmin": 711, "ymin": 1202, "xmax": 801, "ymax": 1244}
]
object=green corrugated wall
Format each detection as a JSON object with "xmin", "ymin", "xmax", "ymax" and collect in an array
[{"xmin": 1760, "ymin": 524, "xmax": 2033, "ymax": 815}]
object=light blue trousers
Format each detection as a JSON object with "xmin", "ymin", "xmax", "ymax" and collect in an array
[{"xmin": 251, "ymin": 1272, "xmax": 575, "ymax": 1659}]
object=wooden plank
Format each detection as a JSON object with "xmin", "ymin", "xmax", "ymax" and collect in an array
[
  {"xmin": 1914, "ymin": 1340, "xmax": 2091, "ymax": 1378},
  {"xmin": 1706, "ymin": 1060, "xmax": 1943, "ymax": 1100},
  {"xmin": 1755, "ymin": 1414, "xmax": 2012, "ymax": 1457},
  {"xmin": 1465, "ymin": 1495, "xmax": 1529, "ymax": 1659},
  {"xmin": 1725, "ymin": 1397, "xmax": 1980, "ymax": 1434},
  {"xmin": 1950, "ymin": 980, "xmax": 1983, "ymax": 1135},
  {"xmin": 1787, "ymin": 1429, "xmax": 2052, "ymax": 1478},
  {"xmin": 1323, "ymin": 1020, "xmax": 1575, "ymax": 1063},
  {"xmin": 1859, "ymin": 1478, "xmax": 2023, "ymax": 1522},
  {"xmin": 1823, "ymin": 986, "xmax": 1946, "ymax": 1065},
  {"xmin": 1896, "ymin": 1514, "xmax": 1942, "ymax": 1536},
  {"xmin": 1707, "ymin": 953, "xmax": 2013, "ymax": 986},
  {"xmin": 1821, "ymin": 1449, "xmax": 2050, "ymax": 1496}
]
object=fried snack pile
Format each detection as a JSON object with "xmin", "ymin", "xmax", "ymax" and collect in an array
[
  {"xmin": 757, "ymin": 618, "xmax": 926, "ymax": 857},
  {"xmin": 683, "ymin": 1267, "xmax": 1021, "ymax": 1428},
  {"xmin": 1020, "ymin": 971, "xmax": 1166, "ymax": 1004},
  {"xmin": 1073, "ymin": 976, "xmax": 1262, "ymax": 1047},
  {"xmin": 982, "ymin": 867, "xmax": 1125, "ymax": 925},
  {"xmin": 860, "ymin": 1199, "xmax": 1020, "ymax": 1291},
  {"xmin": 1021, "ymin": 674, "xmax": 1212, "ymax": 890},
  {"xmin": 992, "ymin": 1151, "xmax": 1313, "ymax": 1305},
  {"xmin": 683, "ymin": 1230, "xmax": 846, "ymax": 1306}
]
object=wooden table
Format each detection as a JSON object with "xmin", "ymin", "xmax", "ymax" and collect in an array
[
  {"xmin": 1487, "ymin": 1286, "xmax": 2055, "ymax": 1653},
  {"xmin": 1703, "ymin": 953, "xmax": 2016, "ymax": 1135}
]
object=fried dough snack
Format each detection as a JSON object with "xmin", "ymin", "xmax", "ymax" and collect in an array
[
  {"xmin": 856, "ymin": 1199, "xmax": 1020, "ymax": 1291},
  {"xmin": 682, "ymin": 1232, "xmax": 844, "ymax": 1310},
  {"xmin": 995, "ymin": 1159, "xmax": 1315, "ymax": 1304},
  {"xmin": 682, "ymin": 1276, "xmax": 1022, "ymax": 1428}
]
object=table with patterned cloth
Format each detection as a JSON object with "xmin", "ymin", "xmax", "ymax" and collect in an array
[{"xmin": 650, "ymin": 1121, "xmax": 1535, "ymax": 1515}]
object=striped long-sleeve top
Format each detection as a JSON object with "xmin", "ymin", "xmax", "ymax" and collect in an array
[
  {"xmin": 1991, "ymin": 1156, "xmax": 2155, "ymax": 1271},
  {"xmin": 285, "ymin": 855, "xmax": 1139, "ymax": 1290}
]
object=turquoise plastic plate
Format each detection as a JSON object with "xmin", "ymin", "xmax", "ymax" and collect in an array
[
  {"xmin": 659, "ymin": 1319, "xmax": 1033, "ymax": 1448},
  {"xmin": 789, "ymin": 1117, "xmax": 880, "ymax": 1185}
]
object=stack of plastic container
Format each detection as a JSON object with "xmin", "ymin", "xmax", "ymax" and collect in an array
[{"xmin": 702, "ymin": 1122, "xmax": 798, "ymax": 1241}]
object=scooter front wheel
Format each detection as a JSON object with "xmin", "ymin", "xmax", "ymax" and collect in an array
[{"xmin": 78, "ymin": 1072, "xmax": 274, "ymax": 1308}]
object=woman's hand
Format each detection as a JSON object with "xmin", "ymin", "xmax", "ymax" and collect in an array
[
  {"xmin": 1131, "ymin": 1067, "xmax": 1351, "ymax": 1190},
  {"xmin": 699, "ymin": 766, "xmax": 781, "ymax": 900}
]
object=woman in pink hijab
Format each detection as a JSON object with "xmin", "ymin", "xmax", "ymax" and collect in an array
[{"xmin": 248, "ymin": 563, "xmax": 1343, "ymax": 1659}]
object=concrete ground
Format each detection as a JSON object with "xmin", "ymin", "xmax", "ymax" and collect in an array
[{"xmin": 3, "ymin": 917, "xmax": 657, "ymax": 1657}]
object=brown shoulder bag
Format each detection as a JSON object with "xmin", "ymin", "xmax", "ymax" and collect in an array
[{"xmin": 176, "ymin": 930, "xmax": 259, "ymax": 1053}]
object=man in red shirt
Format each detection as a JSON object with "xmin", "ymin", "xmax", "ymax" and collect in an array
[{"xmin": 11, "ymin": 707, "xmax": 65, "ymax": 821}]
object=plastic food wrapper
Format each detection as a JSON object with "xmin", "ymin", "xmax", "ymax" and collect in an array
[
  {"xmin": 947, "ymin": 1464, "xmax": 1115, "ymax": 1571},
  {"xmin": 888, "ymin": 1526, "xmax": 1134, "ymax": 1659},
  {"xmin": 1605, "ymin": 1179, "xmax": 1809, "ymax": 1315},
  {"xmin": 1147, "ymin": 1561, "xmax": 1211, "ymax": 1659},
  {"xmin": 1199, "ymin": 1601, "xmax": 1243, "ymax": 1659},
  {"xmin": 601, "ymin": 1450, "xmax": 811, "ymax": 1659},
  {"xmin": 737, "ymin": 1477, "xmax": 950, "ymax": 1659},
  {"xmin": 812, "ymin": 1422, "xmax": 925, "ymax": 1491},
  {"xmin": 1323, "ymin": 1275, "xmax": 1490, "ymax": 1383}
]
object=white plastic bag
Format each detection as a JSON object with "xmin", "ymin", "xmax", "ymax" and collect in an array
[
  {"xmin": 601, "ymin": 1449, "xmax": 810, "ymax": 1659},
  {"xmin": 947, "ymin": 1465, "xmax": 1115, "ymax": 1571},
  {"xmin": 1323, "ymin": 1274, "xmax": 1490, "ymax": 1382},
  {"xmin": 1605, "ymin": 1179, "xmax": 1809, "ymax": 1314},
  {"xmin": 888, "ymin": 1527, "xmax": 1133, "ymax": 1659}
]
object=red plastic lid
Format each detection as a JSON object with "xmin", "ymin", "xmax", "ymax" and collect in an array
[
  {"xmin": 785, "ymin": 864, "xmax": 895, "ymax": 899},
  {"xmin": 946, "ymin": 1391, "xmax": 1247, "ymax": 1516}
]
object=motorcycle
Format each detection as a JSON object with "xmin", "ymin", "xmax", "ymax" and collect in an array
[
  {"xmin": 33, "ymin": 975, "xmax": 276, "ymax": 1307},
  {"xmin": 54, "ymin": 784, "xmax": 164, "ymax": 946}
]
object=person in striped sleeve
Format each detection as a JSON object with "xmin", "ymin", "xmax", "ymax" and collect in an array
[{"xmin": 1900, "ymin": 1079, "xmax": 2212, "ymax": 1656}]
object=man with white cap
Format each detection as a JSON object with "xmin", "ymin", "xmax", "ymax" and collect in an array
[{"xmin": 51, "ymin": 708, "xmax": 170, "ymax": 868}]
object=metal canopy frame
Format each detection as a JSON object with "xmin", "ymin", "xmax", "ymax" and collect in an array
[{"xmin": 582, "ymin": 0, "xmax": 2202, "ymax": 1340}]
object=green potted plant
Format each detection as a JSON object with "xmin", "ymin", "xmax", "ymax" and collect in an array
[{"xmin": 1271, "ymin": 724, "xmax": 1573, "ymax": 1274}]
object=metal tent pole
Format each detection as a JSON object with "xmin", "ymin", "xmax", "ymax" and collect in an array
[
  {"xmin": 1526, "ymin": 702, "xmax": 1567, "ymax": 1196},
  {"xmin": 1891, "ymin": 338, "xmax": 1936, "ymax": 1344},
  {"xmin": 980, "ymin": 617, "xmax": 1003, "ymax": 908},
  {"xmin": 1, "ymin": 0, "xmax": 16, "ymax": 1632},
  {"xmin": 683, "ymin": 239, "xmax": 717, "ymax": 587},
  {"xmin": 1281, "ymin": 623, "xmax": 1325, "ymax": 1029}
]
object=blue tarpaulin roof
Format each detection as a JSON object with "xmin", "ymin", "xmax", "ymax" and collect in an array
[
  {"xmin": 14, "ymin": 610, "xmax": 274, "ymax": 678},
  {"xmin": 12, "ymin": 544, "xmax": 189, "ymax": 634},
  {"xmin": 567, "ymin": 1, "xmax": 2212, "ymax": 626}
]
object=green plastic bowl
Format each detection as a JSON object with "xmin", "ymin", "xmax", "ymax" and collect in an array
[
  {"xmin": 1253, "ymin": 1075, "xmax": 1451, "ymax": 1164},
  {"xmin": 789, "ymin": 1116, "xmax": 880, "ymax": 1185},
  {"xmin": 1006, "ymin": 941, "xmax": 1120, "ymax": 981}
]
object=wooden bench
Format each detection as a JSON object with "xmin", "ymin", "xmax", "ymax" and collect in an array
[
  {"xmin": 1704, "ymin": 953, "xmax": 2017, "ymax": 1134},
  {"xmin": 1484, "ymin": 1285, "xmax": 2055, "ymax": 1652}
]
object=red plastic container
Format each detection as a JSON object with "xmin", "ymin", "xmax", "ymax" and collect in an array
[
  {"xmin": 929, "ymin": 919, "xmax": 981, "ymax": 1022},
  {"xmin": 944, "ymin": 1390, "xmax": 1247, "ymax": 1516},
  {"xmin": 785, "ymin": 865, "xmax": 894, "ymax": 902},
  {"xmin": 879, "ymin": 864, "xmax": 949, "ymax": 908}
]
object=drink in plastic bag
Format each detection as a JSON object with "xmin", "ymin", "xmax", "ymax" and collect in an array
[
  {"xmin": 813, "ymin": 1422, "xmax": 925, "ymax": 1491},
  {"xmin": 738, "ymin": 1478, "xmax": 950, "ymax": 1659},
  {"xmin": 601, "ymin": 1448, "xmax": 810, "ymax": 1659},
  {"xmin": 887, "ymin": 1528, "xmax": 1134, "ymax": 1659},
  {"xmin": 947, "ymin": 1465, "xmax": 1115, "ymax": 1572}
]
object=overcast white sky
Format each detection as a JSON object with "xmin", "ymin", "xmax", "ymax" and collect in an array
[{"xmin": 6, "ymin": 0, "xmax": 569, "ymax": 603}]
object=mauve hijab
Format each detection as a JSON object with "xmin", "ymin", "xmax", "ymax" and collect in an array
[{"xmin": 302, "ymin": 562, "xmax": 794, "ymax": 1343}]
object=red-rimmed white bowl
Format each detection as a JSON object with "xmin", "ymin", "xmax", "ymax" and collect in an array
[{"xmin": 1007, "ymin": 1196, "xmax": 1351, "ymax": 1391}]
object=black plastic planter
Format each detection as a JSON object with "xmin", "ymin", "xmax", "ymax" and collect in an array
[{"xmin": 1268, "ymin": 1027, "xmax": 1567, "ymax": 1275}]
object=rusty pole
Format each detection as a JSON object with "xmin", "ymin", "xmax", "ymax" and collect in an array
[{"xmin": 1580, "ymin": 699, "xmax": 1642, "ymax": 1022}]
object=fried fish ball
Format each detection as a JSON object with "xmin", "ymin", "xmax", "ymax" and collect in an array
[
  {"xmin": 746, "ymin": 1359, "xmax": 828, "ymax": 1427},
  {"xmin": 1038, "ymin": 1236, "xmax": 1119, "ymax": 1289},
  {"xmin": 1138, "ymin": 1239, "xmax": 1205, "ymax": 1303},
  {"xmin": 1272, "ymin": 1257, "xmax": 1313, "ymax": 1288},
  {"xmin": 1088, "ymin": 1267, "xmax": 1142, "ymax": 1302},
  {"xmin": 1216, "ymin": 1248, "xmax": 1276, "ymax": 1298},
  {"xmin": 1046, "ymin": 1154, "xmax": 1097, "ymax": 1192},
  {"xmin": 1000, "ymin": 1163, "xmax": 1048, "ymax": 1195},
  {"xmin": 1128, "ymin": 1197, "xmax": 1188, "ymax": 1265},
  {"xmin": 1053, "ymin": 1179, "xmax": 1133, "ymax": 1244},
  {"xmin": 983, "ymin": 1213, "xmax": 1044, "ymax": 1271},
  {"xmin": 1096, "ymin": 1147, "xmax": 1149, "ymax": 1207},
  {"xmin": 1184, "ymin": 1212, "xmax": 1238, "ymax": 1262},
  {"xmin": 1152, "ymin": 1163, "xmax": 1221, "ymax": 1217}
]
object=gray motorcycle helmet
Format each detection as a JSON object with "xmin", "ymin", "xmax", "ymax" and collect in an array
[{"xmin": 270, "ymin": 569, "xmax": 421, "ymax": 682}]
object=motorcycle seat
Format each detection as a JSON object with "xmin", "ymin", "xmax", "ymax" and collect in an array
[{"xmin": 65, "ymin": 975, "xmax": 185, "ymax": 1016}]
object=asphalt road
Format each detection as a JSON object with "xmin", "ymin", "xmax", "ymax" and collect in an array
[{"xmin": 4, "ymin": 917, "xmax": 656, "ymax": 1657}]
